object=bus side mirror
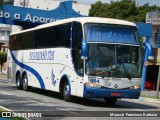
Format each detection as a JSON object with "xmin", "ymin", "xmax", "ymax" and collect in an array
[
  {"xmin": 143, "ymin": 42, "xmax": 154, "ymax": 60},
  {"xmin": 81, "ymin": 39, "xmax": 88, "ymax": 60}
]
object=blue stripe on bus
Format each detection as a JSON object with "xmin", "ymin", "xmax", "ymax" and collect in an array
[{"xmin": 10, "ymin": 50, "xmax": 45, "ymax": 89}]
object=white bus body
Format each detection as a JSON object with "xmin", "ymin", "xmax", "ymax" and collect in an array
[{"xmin": 7, "ymin": 17, "xmax": 142, "ymax": 104}]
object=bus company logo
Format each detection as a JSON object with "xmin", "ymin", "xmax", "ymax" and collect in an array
[
  {"xmin": 29, "ymin": 50, "xmax": 54, "ymax": 61},
  {"xmin": 114, "ymin": 84, "xmax": 118, "ymax": 88},
  {"xmin": 51, "ymin": 69, "xmax": 56, "ymax": 86}
]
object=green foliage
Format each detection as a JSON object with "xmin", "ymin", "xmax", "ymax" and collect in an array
[
  {"xmin": 0, "ymin": 52, "xmax": 7, "ymax": 65},
  {"xmin": 89, "ymin": 0, "xmax": 160, "ymax": 22}
]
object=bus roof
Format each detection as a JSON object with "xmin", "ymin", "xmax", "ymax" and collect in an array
[{"xmin": 11, "ymin": 17, "xmax": 137, "ymax": 35}]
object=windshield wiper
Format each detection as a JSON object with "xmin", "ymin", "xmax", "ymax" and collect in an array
[
  {"xmin": 121, "ymin": 63, "xmax": 131, "ymax": 80},
  {"xmin": 89, "ymin": 71, "xmax": 111, "ymax": 76}
]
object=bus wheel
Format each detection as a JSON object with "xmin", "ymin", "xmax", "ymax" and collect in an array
[
  {"xmin": 22, "ymin": 74, "xmax": 29, "ymax": 91},
  {"xmin": 16, "ymin": 74, "xmax": 22, "ymax": 90},
  {"xmin": 63, "ymin": 82, "xmax": 72, "ymax": 102},
  {"xmin": 104, "ymin": 98, "xmax": 117, "ymax": 105}
]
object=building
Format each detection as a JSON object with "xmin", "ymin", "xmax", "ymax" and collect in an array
[
  {"xmin": 0, "ymin": 24, "xmax": 11, "ymax": 74},
  {"xmin": 0, "ymin": 1, "xmax": 13, "ymax": 73},
  {"xmin": 0, "ymin": 24, "xmax": 11, "ymax": 51},
  {"xmin": 0, "ymin": 0, "xmax": 13, "ymax": 50},
  {"xmin": 145, "ymin": 10, "xmax": 160, "ymax": 91}
]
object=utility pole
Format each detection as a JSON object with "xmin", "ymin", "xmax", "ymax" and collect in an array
[
  {"xmin": 23, "ymin": 0, "xmax": 25, "ymax": 7},
  {"xmin": 134, "ymin": 0, "xmax": 139, "ymax": 7},
  {"xmin": 156, "ymin": 66, "xmax": 160, "ymax": 98}
]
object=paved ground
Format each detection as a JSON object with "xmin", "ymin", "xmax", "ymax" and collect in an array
[
  {"xmin": 139, "ymin": 90, "xmax": 160, "ymax": 105},
  {"xmin": 0, "ymin": 79, "xmax": 160, "ymax": 120}
]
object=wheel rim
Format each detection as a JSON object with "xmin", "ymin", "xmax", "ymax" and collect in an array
[
  {"xmin": 17, "ymin": 77, "xmax": 20, "ymax": 87},
  {"xmin": 64, "ymin": 84, "xmax": 70, "ymax": 97},
  {"xmin": 23, "ymin": 77, "xmax": 27, "ymax": 86}
]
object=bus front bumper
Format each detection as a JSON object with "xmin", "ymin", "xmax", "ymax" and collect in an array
[{"xmin": 83, "ymin": 86, "xmax": 141, "ymax": 99}]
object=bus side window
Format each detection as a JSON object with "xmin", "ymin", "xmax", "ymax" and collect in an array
[
  {"xmin": 34, "ymin": 29, "xmax": 49, "ymax": 48},
  {"xmin": 10, "ymin": 32, "xmax": 34, "ymax": 50},
  {"xmin": 55, "ymin": 24, "xmax": 71, "ymax": 47},
  {"xmin": 72, "ymin": 22, "xmax": 83, "ymax": 75},
  {"xmin": 34, "ymin": 23, "xmax": 71, "ymax": 48}
]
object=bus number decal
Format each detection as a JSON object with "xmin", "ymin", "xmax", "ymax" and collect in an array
[{"xmin": 89, "ymin": 79, "xmax": 99, "ymax": 83}]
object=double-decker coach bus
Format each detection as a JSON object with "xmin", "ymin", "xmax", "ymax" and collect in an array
[{"xmin": 7, "ymin": 17, "xmax": 143, "ymax": 105}]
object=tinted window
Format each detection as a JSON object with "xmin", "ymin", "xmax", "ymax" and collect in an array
[
  {"xmin": 9, "ymin": 32, "xmax": 34, "ymax": 50},
  {"xmin": 9, "ymin": 23, "xmax": 71, "ymax": 50},
  {"xmin": 34, "ymin": 23, "xmax": 71, "ymax": 48}
]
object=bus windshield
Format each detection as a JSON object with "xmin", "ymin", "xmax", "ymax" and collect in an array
[{"xmin": 86, "ymin": 44, "xmax": 142, "ymax": 78}]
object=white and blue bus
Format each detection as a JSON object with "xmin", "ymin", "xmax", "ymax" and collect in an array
[{"xmin": 7, "ymin": 17, "xmax": 143, "ymax": 105}]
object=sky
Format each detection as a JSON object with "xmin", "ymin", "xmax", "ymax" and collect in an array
[{"xmin": 76, "ymin": 0, "xmax": 160, "ymax": 6}]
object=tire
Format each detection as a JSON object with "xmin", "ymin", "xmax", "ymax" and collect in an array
[
  {"xmin": 22, "ymin": 74, "xmax": 29, "ymax": 91},
  {"xmin": 104, "ymin": 98, "xmax": 117, "ymax": 105},
  {"xmin": 16, "ymin": 74, "xmax": 22, "ymax": 90},
  {"xmin": 63, "ymin": 81, "xmax": 72, "ymax": 102}
]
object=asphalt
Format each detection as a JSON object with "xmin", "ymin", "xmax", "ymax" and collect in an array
[{"xmin": 0, "ymin": 77, "xmax": 160, "ymax": 106}]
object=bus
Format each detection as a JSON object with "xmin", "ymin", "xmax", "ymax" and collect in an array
[{"xmin": 7, "ymin": 17, "xmax": 144, "ymax": 105}]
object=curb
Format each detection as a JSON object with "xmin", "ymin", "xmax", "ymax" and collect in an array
[
  {"xmin": 0, "ymin": 78, "xmax": 8, "ymax": 81},
  {"xmin": 0, "ymin": 78, "xmax": 12, "ymax": 82},
  {"xmin": 0, "ymin": 73, "xmax": 7, "ymax": 81},
  {"xmin": 138, "ymin": 97, "xmax": 160, "ymax": 105}
]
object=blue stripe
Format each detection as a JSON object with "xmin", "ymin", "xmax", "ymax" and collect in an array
[{"xmin": 10, "ymin": 50, "xmax": 45, "ymax": 89}]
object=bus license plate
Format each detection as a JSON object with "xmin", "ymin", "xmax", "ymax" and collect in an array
[{"xmin": 111, "ymin": 92, "xmax": 120, "ymax": 96}]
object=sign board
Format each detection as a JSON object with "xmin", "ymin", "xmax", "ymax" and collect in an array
[
  {"xmin": 0, "ymin": 1, "xmax": 83, "ymax": 29},
  {"xmin": 146, "ymin": 11, "xmax": 160, "ymax": 25}
]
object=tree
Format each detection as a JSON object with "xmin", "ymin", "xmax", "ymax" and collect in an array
[
  {"xmin": 136, "ymin": 3, "xmax": 160, "ymax": 22},
  {"xmin": 89, "ymin": 0, "xmax": 160, "ymax": 22}
]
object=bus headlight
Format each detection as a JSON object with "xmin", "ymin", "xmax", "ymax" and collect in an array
[
  {"xmin": 85, "ymin": 82, "xmax": 101, "ymax": 88},
  {"xmin": 130, "ymin": 85, "xmax": 141, "ymax": 89}
]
